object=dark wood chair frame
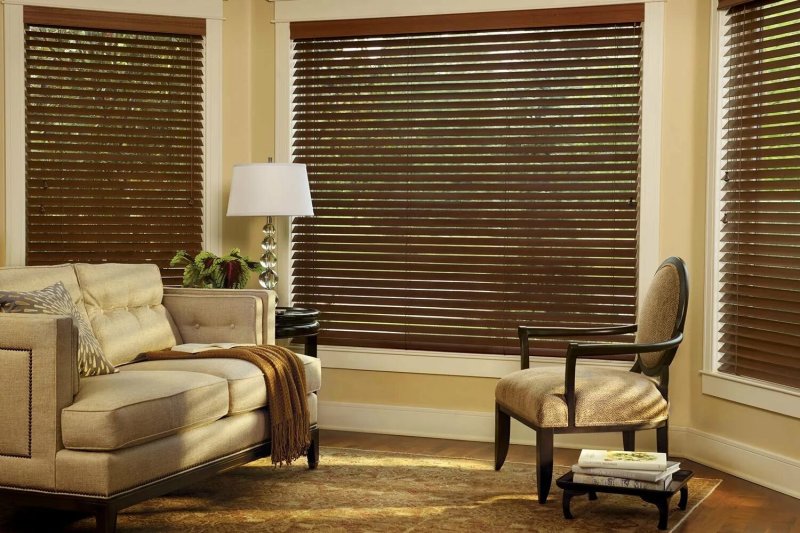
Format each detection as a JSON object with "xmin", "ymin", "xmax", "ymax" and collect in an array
[
  {"xmin": 0, "ymin": 426, "xmax": 319, "ymax": 533},
  {"xmin": 495, "ymin": 257, "xmax": 689, "ymax": 504}
]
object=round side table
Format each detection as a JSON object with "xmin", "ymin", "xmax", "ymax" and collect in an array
[{"xmin": 275, "ymin": 307, "xmax": 319, "ymax": 357}]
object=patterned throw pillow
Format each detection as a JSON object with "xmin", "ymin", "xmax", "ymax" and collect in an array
[{"xmin": 0, "ymin": 281, "xmax": 116, "ymax": 376}]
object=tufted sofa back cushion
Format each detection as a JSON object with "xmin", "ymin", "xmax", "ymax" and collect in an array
[
  {"xmin": 75, "ymin": 263, "xmax": 182, "ymax": 366},
  {"xmin": 0, "ymin": 264, "xmax": 89, "ymax": 322}
]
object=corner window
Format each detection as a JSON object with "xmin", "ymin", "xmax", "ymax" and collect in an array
[
  {"xmin": 704, "ymin": 0, "xmax": 800, "ymax": 418},
  {"xmin": 713, "ymin": 0, "xmax": 800, "ymax": 390}
]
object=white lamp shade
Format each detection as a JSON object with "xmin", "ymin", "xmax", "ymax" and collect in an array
[{"xmin": 226, "ymin": 163, "xmax": 314, "ymax": 217}]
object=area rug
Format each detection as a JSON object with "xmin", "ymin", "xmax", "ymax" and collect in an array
[{"xmin": 0, "ymin": 447, "xmax": 720, "ymax": 532}]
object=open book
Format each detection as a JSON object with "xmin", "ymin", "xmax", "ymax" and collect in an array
[{"xmin": 171, "ymin": 343, "xmax": 256, "ymax": 354}]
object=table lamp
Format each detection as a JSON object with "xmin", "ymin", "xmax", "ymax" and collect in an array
[{"xmin": 226, "ymin": 163, "xmax": 314, "ymax": 291}]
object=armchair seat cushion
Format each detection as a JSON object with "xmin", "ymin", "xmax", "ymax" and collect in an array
[
  {"xmin": 120, "ymin": 352, "xmax": 322, "ymax": 415},
  {"xmin": 495, "ymin": 367, "xmax": 668, "ymax": 429},
  {"xmin": 62, "ymin": 370, "xmax": 229, "ymax": 451}
]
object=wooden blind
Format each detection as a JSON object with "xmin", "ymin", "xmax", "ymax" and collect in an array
[
  {"xmin": 291, "ymin": 13, "xmax": 643, "ymax": 355},
  {"xmin": 718, "ymin": 0, "xmax": 800, "ymax": 388},
  {"xmin": 24, "ymin": 9, "xmax": 205, "ymax": 285}
]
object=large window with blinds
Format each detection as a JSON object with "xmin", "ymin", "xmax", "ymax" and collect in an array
[
  {"xmin": 713, "ymin": 0, "xmax": 800, "ymax": 390},
  {"xmin": 23, "ymin": 7, "xmax": 205, "ymax": 285},
  {"xmin": 290, "ymin": 6, "xmax": 644, "ymax": 356}
]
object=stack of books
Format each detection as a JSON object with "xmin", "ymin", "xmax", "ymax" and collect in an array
[{"xmin": 572, "ymin": 449, "xmax": 680, "ymax": 490}]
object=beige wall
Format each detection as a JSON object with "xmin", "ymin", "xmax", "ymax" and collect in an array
[{"xmin": 221, "ymin": 0, "xmax": 279, "ymax": 288}]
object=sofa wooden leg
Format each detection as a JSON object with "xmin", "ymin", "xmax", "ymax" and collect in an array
[
  {"xmin": 536, "ymin": 429, "xmax": 554, "ymax": 504},
  {"xmin": 307, "ymin": 426, "xmax": 319, "ymax": 469},
  {"xmin": 95, "ymin": 506, "xmax": 117, "ymax": 533},
  {"xmin": 495, "ymin": 404, "xmax": 510, "ymax": 471}
]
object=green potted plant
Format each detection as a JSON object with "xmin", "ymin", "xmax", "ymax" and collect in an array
[{"xmin": 170, "ymin": 248, "xmax": 264, "ymax": 289}]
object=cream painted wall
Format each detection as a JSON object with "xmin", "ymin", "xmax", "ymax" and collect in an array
[
  {"xmin": 222, "ymin": 0, "xmax": 280, "ymax": 291},
  {"xmin": 222, "ymin": 0, "xmax": 256, "ymax": 257}
]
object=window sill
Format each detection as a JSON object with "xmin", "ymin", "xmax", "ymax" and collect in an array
[
  {"xmin": 700, "ymin": 371, "xmax": 800, "ymax": 419},
  {"xmin": 299, "ymin": 344, "xmax": 631, "ymax": 379}
]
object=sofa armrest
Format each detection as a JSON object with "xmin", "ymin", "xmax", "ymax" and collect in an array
[
  {"xmin": 163, "ymin": 288, "xmax": 276, "ymax": 345},
  {"xmin": 0, "ymin": 314, "xmax": 77, "ymax": 490}
]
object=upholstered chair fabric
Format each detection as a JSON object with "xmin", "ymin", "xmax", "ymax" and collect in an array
[
  {"xmin": 634, "ymin": 262, "xmax": 681, "ymax": 368},
  {"xmin": 75, "ymin": 263, "xmax": 181, "ymax": 366},
  {"xmin": 496, "ymin": 366, "xmax": 668, "ymax": 428},
  {"xmin": 495, "ymin": 257, "xmax": 687, "ymax": 505}
]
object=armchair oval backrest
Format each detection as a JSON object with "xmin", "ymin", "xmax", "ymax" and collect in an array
[{"xmin": 634, "ymin": 257, "xmax": 689, "ymax": 374}]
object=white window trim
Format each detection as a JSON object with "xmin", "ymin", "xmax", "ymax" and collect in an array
[
  {"xmin": 702, "ymin": 3, "xmax": 800, "ymax": 419},
  {"xmin": 274, "ymin": 0, "xmax": 664, "ymax": 378},
  {"xmin": 3, "ymin": 0, "xmax": 224, "ymax": 266}
]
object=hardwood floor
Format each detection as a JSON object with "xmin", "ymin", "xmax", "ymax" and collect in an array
[{"xmin": 321, "ymin": 429, "xmax": 800, "ymax": 533}]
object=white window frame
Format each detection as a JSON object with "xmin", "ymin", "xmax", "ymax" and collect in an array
[
  {"xmin": 3, "ymin": 0, "xmax": 224, "ymax": 266},
  {"xmin": 702, "ymin": 2, "xmax": 800, "ymax": 419},
  {"xmin": 273, "ymin": 0, "xmax": 665, "ymax": 378}
]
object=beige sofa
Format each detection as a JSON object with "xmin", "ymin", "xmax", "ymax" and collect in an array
[{"xmin": 0, "ymin": 263, "xmax": 321, "ymax": 533}]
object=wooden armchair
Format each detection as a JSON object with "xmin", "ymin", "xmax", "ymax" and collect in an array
[{"xmin": 494, "ymin": 257, "xmax": 689, "ymax": 504}]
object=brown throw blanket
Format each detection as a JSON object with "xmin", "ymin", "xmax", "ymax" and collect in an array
[{"xmin": 146, "ymin": 345, "xmax": 310, "ymax": 465}]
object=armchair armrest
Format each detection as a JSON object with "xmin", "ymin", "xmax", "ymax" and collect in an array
[
  {"xmin": 163, "ymin": 288, "xmax": 276, "ymax": 345},
  {"xmin": 562, "ymin": 333, "xmax": 684, "ymax": 426},
  {"xmin": 0, "ymin": 314, "xmax": 77, "ymax": 490},
  {"xmin": 517, "ymin": 324, "xmax": 638, "ymax": 369}
]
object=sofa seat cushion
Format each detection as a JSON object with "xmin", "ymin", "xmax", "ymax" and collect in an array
[
  {"xmin": 62, "ymin": 370, "xmax": 229, "ymax": 451},
  {"xmin": 121, "ymin": 352, "xmax": 322, "ymax": 415}
]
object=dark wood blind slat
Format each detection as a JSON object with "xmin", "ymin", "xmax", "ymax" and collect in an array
[
  {"xmin": 24, "ymin": 20, "xmax": 204, "ymax": 280},
  {"xmin": 291, "ymin": 18, "xmax": 642, "ymax": 356},
  {"xmin": 718, "ymin": 0, "xmax": 800, "ymax": 389}
]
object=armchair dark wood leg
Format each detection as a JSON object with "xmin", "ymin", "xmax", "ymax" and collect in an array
[
  {"xmin": 307, "ymin": 426, "xmax": 320, "ymax": 469},
  {"xmin": 494, "ymin": 404, "xmax": 510, "ymax": 471},
  {"xmin": 656, "ymin": 423, "xmax": 668, "ymax": 454},
  {"xmin": 623, "ymin": 430, "xmax": 636, "ymax": 451},
  {"xmin": 535, "ymin": 429, "xmax": 554, "ymax": 504},
  {"xmin": 95, "ymin": 506, "xmax": 117, "ymax": 533}
]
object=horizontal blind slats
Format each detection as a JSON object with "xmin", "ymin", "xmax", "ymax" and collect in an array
[
  {"xmin": 292, "ymin": 21, "xmax": 641, "ymax": 355},
  {"xmin": 718, "ymin": 0, "xmax": 800, "ymax": 390},
  {"xmin": 25, "ymin": 22, "xmax": 204, "ymax": 280}
]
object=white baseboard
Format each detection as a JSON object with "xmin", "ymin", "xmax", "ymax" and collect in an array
[
  {"xmin": 674, "ymin": 426, "xmax": 799, "ymax": 499},
  {"xmin": 318, "ymin": 400, "xmax": 800, "ymax": 498}
]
